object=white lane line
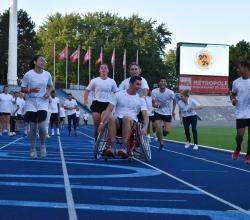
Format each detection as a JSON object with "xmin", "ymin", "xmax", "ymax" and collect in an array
[
  {"xmin": 58, "ymin": 136, "xmax": 78, "ymax": 220},
  {"xmin": 150, "ymin": 145, "xmax": 250, "ymax": 173},
  {"xmin": 0, "ymin": 137, "xmax": 24, "ymax": 150},
  {"xmin": 79, "ymin": 129, "xmax": 250, "ymax": 216},
  {"xmin": 134, "ymin": 157, "xmax": 250, "ymax": 217}
]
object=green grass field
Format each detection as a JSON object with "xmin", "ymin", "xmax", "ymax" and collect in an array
[{"xmin": 164, "ymin": 127, "xmax": 249, "ymax": 152}]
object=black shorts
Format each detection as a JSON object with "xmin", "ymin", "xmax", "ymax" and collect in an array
[
  {"xmin": 149, "ymin": 115, "xmax": 154, "ymax": 122},
  {"xmin": 23, "ymin": 113, "xmax": 29, "ymax": 123},
  {"xmin": 116, "ymin": 118, "xmax": 123, "ymax": 136},
  {"xmin": 26, "ymin": 110, "xmax": 47, "ymax": 123},
  {"xmin": 90, "ymin": 100, "xmax": 109, "ymax": 114},
  {"xmin": 60, "ymin": 117, "xmax": 65, "ymax": 122},
  {"xmin": 153, "ymin": 112, "xmax": 172, "ymax": 123},
  {"xmin": 17, "ymin": 114, "xmax": 23, "ymax": 120},
  {"xmin": 0, "ymin": 112, "xmax": 11, "ymax": 116},
  {"xmin": 236, "ymin": 118, "xmax": 250, "ymax": 129},
  {"xmin": 50, "ymin": 113, "xmax": 59, "ymax": 123}
]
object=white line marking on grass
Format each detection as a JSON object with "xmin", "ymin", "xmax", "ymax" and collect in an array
[
  {"xmin": 162, "ymin": 138, "xmax": 245, "ymax": 155},
  {"xmin": 58, "ymin": 136, "xmax": 78, "ymax": 220},
  {"xmin": 150, "ymin": 145, "xmax": 250, "ymax": 173},
  {"xmin": 134, "ymin": 157, "xmax": 250, "ymax": 217},
  {"xmin": 0, "ymin": 137, "xmax": 24, "ymax": 150}
]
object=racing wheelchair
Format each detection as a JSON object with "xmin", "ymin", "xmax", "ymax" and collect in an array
[{"xmin": 94, "ymin": 122, "xmax": 151, "ymax": 162}]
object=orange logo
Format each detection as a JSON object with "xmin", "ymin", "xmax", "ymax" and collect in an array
[{"xmin": 196, "ymin": 51, "xmax": 212, "ymax": 69}]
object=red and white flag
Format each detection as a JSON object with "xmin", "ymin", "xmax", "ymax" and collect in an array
[
  {"xmin": 122, "ymin": 49, "xmax": 126, "ymax": 69},
  {"xmin": 70, "ymin": 48, "xmax": 80, "ymax": 63},
  {"xmin": 111, "ymin": 48, "xmax": 115, "ymax": 67},
  {"xmin": 83, "ymin": 49, "xmax": 91, "ymax": 64},
  {"xmin": 95, "ymin": 50, "xmax": 103, "ymax": 65},
  {"xmin": 58, "ymin": 47, "xmax": 67, "ymax": 62}
]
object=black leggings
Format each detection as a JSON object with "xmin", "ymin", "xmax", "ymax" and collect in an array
[
  {"xmin": 183, "ymin": 115, "xmax": 198, "ymax": 144},
  {"xmin": 67, "ymin": 113, "xmax": 76, "ymax": 133},
  {"xmin": 10, "ymin": 116, "xmax": 16, "ymax": 132}
]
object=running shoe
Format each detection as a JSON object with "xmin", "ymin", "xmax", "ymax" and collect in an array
[
  {"xmin": 30, "ymin": 149, "xmax": 37, "ymax": 159},
  {"xmin": 193, "ymin": 144, "xmax": 199, "ymax": 150},
  {"xmin": 40, "ymin": 147, "xmax": 47, "ymax": 158},
  {"xmin": 244, "ymin": 155, "xmax": 250, "ymax": 164},
  {"xmin": 185, "ymin": 142, "xmax": 190, "ymax": 148},
  {"xmin": 152, "ymin": 132, "xmax": 157, "ymax": 141},
  {"xmin": 159, "ymin": 143, "xmax": 164, "ymax": 150},
  {"xmin": 118, "ymin": 149, "xmax": 128, "ymax": 158},
  {"xmin": 105, "ymin": 148, "xmax": 114, "ymax": 157},
  {"xmin": 232, "ymin": 147, "xmax": 240, "ymax": 160}
]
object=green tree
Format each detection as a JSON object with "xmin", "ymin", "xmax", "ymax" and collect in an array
[
  {"xmin": 163, "ymin": 49, "xmax": 178, "ymax": 91},
  {"xmin": 0, "ymin": 9, "xmax": 38, "ymax": 83},
  {"xmin": 36, "ymin": 12, "xmax": 172, "ymax": 88},
  {"xmin": 229, "ymin": 40, "xmax": 250, "ymax": 88}
]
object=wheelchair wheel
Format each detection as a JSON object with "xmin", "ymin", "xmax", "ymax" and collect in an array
[
  {"xmin": 137, "ymin": 123, "xmax": 151, "ymax": 162},
  {"xmin": 94, "ymin": 124, "xmax": 109, "ymax": 160}
]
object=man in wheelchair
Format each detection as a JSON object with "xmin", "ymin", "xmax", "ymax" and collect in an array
[{"xmin": 98, "ymin": 76, "xmax": 149, "ymax": 158}]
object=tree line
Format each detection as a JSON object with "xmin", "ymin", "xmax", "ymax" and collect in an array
[{"xmin": 0, "ymin": 9, "xmax": 249, "ymax": 90}]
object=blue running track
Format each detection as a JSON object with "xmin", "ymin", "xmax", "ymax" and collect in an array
[{"xmin": 0, "ymin": 126, "xmax": 249, "ymax": 220}]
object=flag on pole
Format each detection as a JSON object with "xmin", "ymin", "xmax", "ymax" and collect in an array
[
  {"xmin": 58, "ymin": 47, "xmax": 67, "ymax": 62},
  {"xmin": 111, "ymin": 48, "xmax": 115, "ymax": 68},
  {"xmin": 95, "ymin": 49, "xmax": 103, "ymax": 65},
  {"xmin": 70, "ymin": 48, "xmax": 80, "ymax": 63},
  {"xmin": 122, "ymin": 49, "xmax": 126, "ymax": 69},
  {"xmin": 83, "ymin": 49, "xmax": 91, "ymax": 64}
]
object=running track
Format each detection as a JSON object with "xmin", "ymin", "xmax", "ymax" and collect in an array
[{"xmin": 0, "ymin": 126, "xmax": 249, "ymax": 220}]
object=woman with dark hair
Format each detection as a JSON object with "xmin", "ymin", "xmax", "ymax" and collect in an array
[
  {"xmin": 84, "ymin": 63, "xmax": 118, "ymax": 141},
  {"xmin": 21, "ymin": 55, "xmax": 53, "ymax": 159}
]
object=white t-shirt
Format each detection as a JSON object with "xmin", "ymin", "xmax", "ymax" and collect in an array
[
  {"xmin": 11, "ymin": 98, "xmax": 19, "ymax": 116},
  {"xmin": 232, "ymin": 77, "xmax": 250, "ymax": 119},
  {"xmin": 86, "ymin": 77, "xmax": 118, "ymax": 102},
  {"xmin": 0, "ymin": 93, "xmax": 14, "ymax": 113},
  {"xmin": 119, "ymin": 76, "xmax": 149, "ymax": 96},
  {"xmin": 21, "ymin": 69, "xmax": 53, "ymax": 112},
  {"xmin": 64, "ymin": 99, "xmax": 78, "ymax": 116},
  {"xmin": 60, "ymin": 107, "xmax": 66, "ymax": 118},
  {"xmin": 152, "ymin": 88, "xmax": 175, "ymax": 116},
  {"xmin": 145, "ymin": 96, "xmax": 154, "ymax": 116},
  {"xmin": 178, "ymin": 97, "xmax": 200, "ymax": 117},
  {"xmin": 50, "ymin": 97, "xmax": 60, "ymax": 114},
  {"xmin": 16, "ymin": 97, "xmax": 25, "ymax": 115},
  {"xmin": 83, "ymin": 113, "xmax": 89, "ymax": 120},
  {"xmin": 110, "ymin": 90, "xmax": 147, "ymax": 122}
]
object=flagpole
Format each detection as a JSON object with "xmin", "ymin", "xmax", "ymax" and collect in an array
[
  {"xmin": 136, "ymin": 49, "xmax": 138, "ymax": 64},
  {"xmin": 53, "ymin": 42, "xmax": 56, "ymax": 87},
  {"xmin": 66, "ymin": 44, "xmax": 68, "ymax": 89},
  {"xmin": 124, "ymin": 49, "xmax": 126, "ymax": 80},
  {"xmin": 88, "ymin": 47, "xmax": 91, "ymax": 83},
  {"xmin": 77, "ymin": 45, "xmax": 80, "ymax": 89},
  {"xmin": 113, "ymin": 48, "xmax": 115, "ymax": 79},
  {"xmin": 101, "ymin": 47, "xmax": 103, "ymax": 64}
]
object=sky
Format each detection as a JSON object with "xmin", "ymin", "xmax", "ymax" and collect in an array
[{"xmin": 1, "ymin": 0, "xmax": 250, "ymax": 51}]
